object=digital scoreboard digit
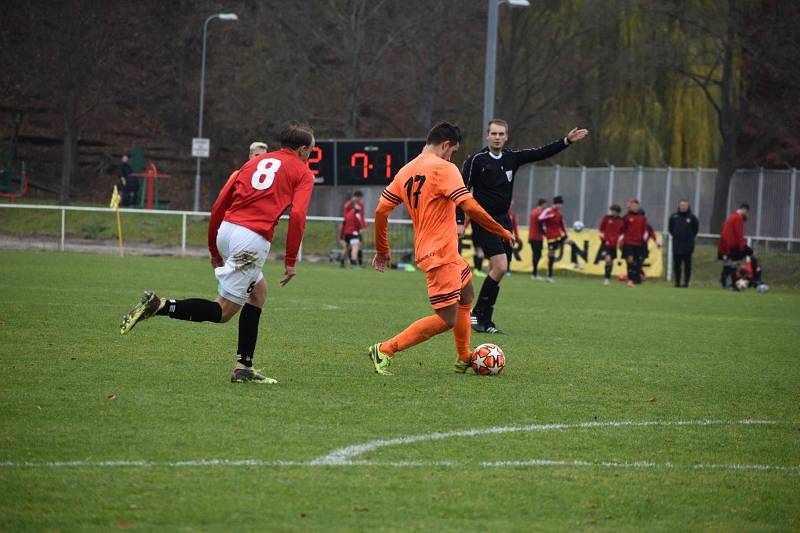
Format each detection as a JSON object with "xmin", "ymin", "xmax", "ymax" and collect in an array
[{"xmin": 306, "ymin": 139, "xmax": 425, "ymax": 186}]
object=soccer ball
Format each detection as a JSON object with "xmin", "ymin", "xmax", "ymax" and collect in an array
[
  {"xmin": 735, "ymin": 278, "xmax": 749, "ymax": 291},
  {"xmin": 470, "ymin": 343, "xmax": 506, "ymax": 376},
  {"xmin": 756, "ymin": 283, "xmax": 769, "ymax": 293},
  {"xmin": 572, "ymin": 220, "xmax": 585, "ymax": 232}
]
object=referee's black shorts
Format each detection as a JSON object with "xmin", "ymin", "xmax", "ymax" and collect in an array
[{"xmin": 472, "ymin": 213, "xmax": 512, "ymax": 259}]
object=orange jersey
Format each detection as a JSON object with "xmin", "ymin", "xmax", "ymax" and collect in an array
[{"xmin": 380, "ymin": 152, "xmax": 471, "ymax": 272}]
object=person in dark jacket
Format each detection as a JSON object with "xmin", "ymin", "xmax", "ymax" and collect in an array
[{"xmin": 668, "ymin": 199, "xmax": 699, "ymax": 287}]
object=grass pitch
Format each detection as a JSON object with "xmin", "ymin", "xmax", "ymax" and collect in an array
[{"xmin": 1, "ymin": 250, "xmax": 799, "ymax": 531}]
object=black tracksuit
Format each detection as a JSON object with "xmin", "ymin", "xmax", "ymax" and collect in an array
[{"xmin": 668, "ymin": 209, "xmax": 699, "ymax": 286}]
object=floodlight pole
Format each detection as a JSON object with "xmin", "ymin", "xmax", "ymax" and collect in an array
[
  {"xmin": 482, "ymin": 0, "xmax": 529, "ymax": 129},
  {"xmin": 194, "ymin": 13, "xmax": 238, "ymax": 213}
]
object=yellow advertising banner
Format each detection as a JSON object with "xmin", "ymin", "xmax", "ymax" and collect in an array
[{"xmin": 461, "ymin": 227, "xmax": 663, "ymax": 278}]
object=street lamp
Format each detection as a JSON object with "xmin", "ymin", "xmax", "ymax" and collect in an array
[
  {"xmin": 193, "ymin": 12, "xmax": 238, "ymax": 213},
  {"xmin": 482, "ymin": 0, "xmax": 529, "ymax": 129}
]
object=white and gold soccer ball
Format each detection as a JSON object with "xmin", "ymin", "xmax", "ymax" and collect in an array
[{"xmin": 470, "ymin": 343, "xmax": 506, "ymax": 376}]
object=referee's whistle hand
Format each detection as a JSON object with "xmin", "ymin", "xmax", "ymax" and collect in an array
[{"xmin": 566, "ymin": 128, "xmax": 589, "ymax": 143}]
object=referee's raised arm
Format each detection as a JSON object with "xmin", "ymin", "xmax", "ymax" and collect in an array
[{"xmin": 512, "ymin": 127, "xmax": 589, "ymax": 166}]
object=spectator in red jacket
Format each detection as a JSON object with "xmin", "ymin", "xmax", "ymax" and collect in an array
[
  {"xmin": 618, "ymin": 198, "xmax": 648, "ymax": 287},
  {"xmin": 598, "ymin": 204, "xmax": 623, "ymax": 286},
  {"xmin": 718, "ymin": 203, "xmax": 751, "ymax": 288},
  {"xmin": 528, "ymin": 198, "xmax": 548, "ymax": 279}
]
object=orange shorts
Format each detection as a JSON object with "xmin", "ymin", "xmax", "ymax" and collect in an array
[{"xmin": 425, "ymin": 258, "xmax": 472, "ymax": 309}]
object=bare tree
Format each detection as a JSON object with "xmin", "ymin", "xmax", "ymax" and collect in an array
[{"xmin": 656, "ymin": 0, "xmax": 800, "ymax": 230}]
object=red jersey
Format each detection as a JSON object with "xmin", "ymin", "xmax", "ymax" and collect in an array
[
  {"xmin": 718, "ymin": 211, "xmax": 746, "ymax": 255},
  {"xmin": 645, "ymin": 223, "xmax": 657, "ymax": 243},
  {"xmin": 619, "ymin": 211, "xmax": 647, "ymax": 246},
  {"xmin": 508, "ymin": 209, "xmax": 520, "ymax": 240},
  {"xmin": 538, "ymin": 207, "xmax": 566, "ymax": 241},
  {"xmin": 598, "ymin": 215, "xmax": 624, "ymax": 247},
  {"xmin": 208, "ymin": 148, "xmax": 315, "ymax": 268},
  {"xmin": 528, "ymin": 206, "xmax": 544, "ymax": 241},
  {"xmin": 341, "ymin": 199, "xmax": 366, "ymax": 236}
]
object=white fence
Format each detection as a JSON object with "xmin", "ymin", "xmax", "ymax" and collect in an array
[
  {"xmin": 2, "ymin": 203, "xmax": 798, "ymax": 281},
  {"xmin": 306, "ymin": 166, "xmax": 799, "ymax": 240},
  {"xmin": 0, "ymin": 203, "xmax": 412, "ymax": 260}
]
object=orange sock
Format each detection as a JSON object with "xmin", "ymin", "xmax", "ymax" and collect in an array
[
  {"xmin": 380, "ymin": 314, "xmax": 450, "ymax": 356},
  {"xmin": 452, "ymin": 303, "xmax": 472, "ymax": 362}
]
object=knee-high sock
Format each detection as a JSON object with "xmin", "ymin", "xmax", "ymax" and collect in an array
[
  {"xmin": 473, "ymin": 275, "xmax": 500, "ymax": 320},
  {"xmin": 474, "ymin": 254, "xmax": 484, "ymax": 271},
  {"xmin": 604, "ymin": 262, "xmax": 612, "ymax": 279},
  {"xmin": 452, "ymin": 303, "xmax": 472, "ymax": 362},
  {"xmin": 156, "ymin": 298, "xmax": 222, "ymax": 323},
  {"xmin": 237, "ymin": 303, "xmax": 261, "ymax": 367},
  {"xmin": 547, "ymin": 257, "xmax": 555, "ymax": 277},
  {"xmin": 380, "ymin": 314, "xmax": 450, "ymax": 356},
  {"xmin": 627, "ymin": 259, "xmax": 636, "ymax": 282}
]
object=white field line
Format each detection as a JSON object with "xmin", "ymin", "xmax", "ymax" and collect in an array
[
  {"xmin": 3, "ymin": 419, "xmax": 796, "ymax": 473},
  {"xmin": 310, "ymin": 418, "xmax": 778, "ymax": 465},
  {"xmin": 0, "ymin": 458, "xmax": 798, "ymax": 473}
]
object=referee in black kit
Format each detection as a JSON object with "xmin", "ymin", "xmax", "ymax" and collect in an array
[{"xmin": 457, "ymin": 119, "xmax": 588, "ymax": 334}]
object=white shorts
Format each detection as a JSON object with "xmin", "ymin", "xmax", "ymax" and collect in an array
[{"xmin": 214, "ymin": 221, "xmax": 271, "ymax": 306}]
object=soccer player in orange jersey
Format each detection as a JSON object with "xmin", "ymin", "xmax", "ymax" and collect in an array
[{"xmin": 368, "ymin": 122, "xmax": 515, "ymax": 375}]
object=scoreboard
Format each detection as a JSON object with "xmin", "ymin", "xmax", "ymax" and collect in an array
[{"xmin": 306, "ymin": 139, "xmax": 426, "ymax": 186}]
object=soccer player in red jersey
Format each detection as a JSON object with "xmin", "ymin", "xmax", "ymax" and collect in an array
[
  {"xmin": 618, "ymin": 198, "xmax": 648, "ymax": 287},
  {"xmin": 598, "ymin": 204, "xmax": 623, "ymax": 285},
  {"xmin": 538, "ymin": 195, "xmax": 570, "ymax": 282},
  {"xmin": 718, "ymin": 202, "xmax": 751, "ymax": 289},
  {"xmin": 339, "ymin": 190, "xmax": 367, "ymax": 267},
  {"xmin": 119, "ymin": 123, "xmax": 316, "ymax": 384},
  {"xmin": 528, "ymin": 198, "xmax": 548, "ymax": 279},
  {"xmin": 368, "ymin": 122, "xmax": 515, "ymax": 375},
  {"xmin": 638, "ymin": 220, "xmax": 662, "ymax": 282}
]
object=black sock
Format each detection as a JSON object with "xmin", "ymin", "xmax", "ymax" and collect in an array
[
  {"xmin": 547, "ymin": 258, "xmax": 554, "ymax": 277},
  {"xmin": 474, "ymin": 255, "xmax": 484, "ymax": 271},
  {"xmin": 604, "ymin": 263, "xmax": 612, "ymax": 279},
  {"xmin": 156, "ymin": 299, "xmax": 222, "ymax": 323},
  {"xmin": 475, "ymin": 275, "xmax": 500, "ymax": 322},
  {"xmin": 237, "ymin": 303, "xmax": 261, "ymax": 367},
  {"xmin": 484, "ymin": 276, "xmax": 502, "ymax": 322}
]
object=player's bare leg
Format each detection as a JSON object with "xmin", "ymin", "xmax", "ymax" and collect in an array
[{"xmin": 350, "ymin": 241, "xmax": 361, "ymax": 266}]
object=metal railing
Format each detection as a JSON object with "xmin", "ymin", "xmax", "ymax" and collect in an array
[
  {"xmin": 0, "ymin": 203, "xmax": 412, "ymax": 261},
  {"xmin": 664, "ymin": 232, "xmax": 800, "ymax": 281}
]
